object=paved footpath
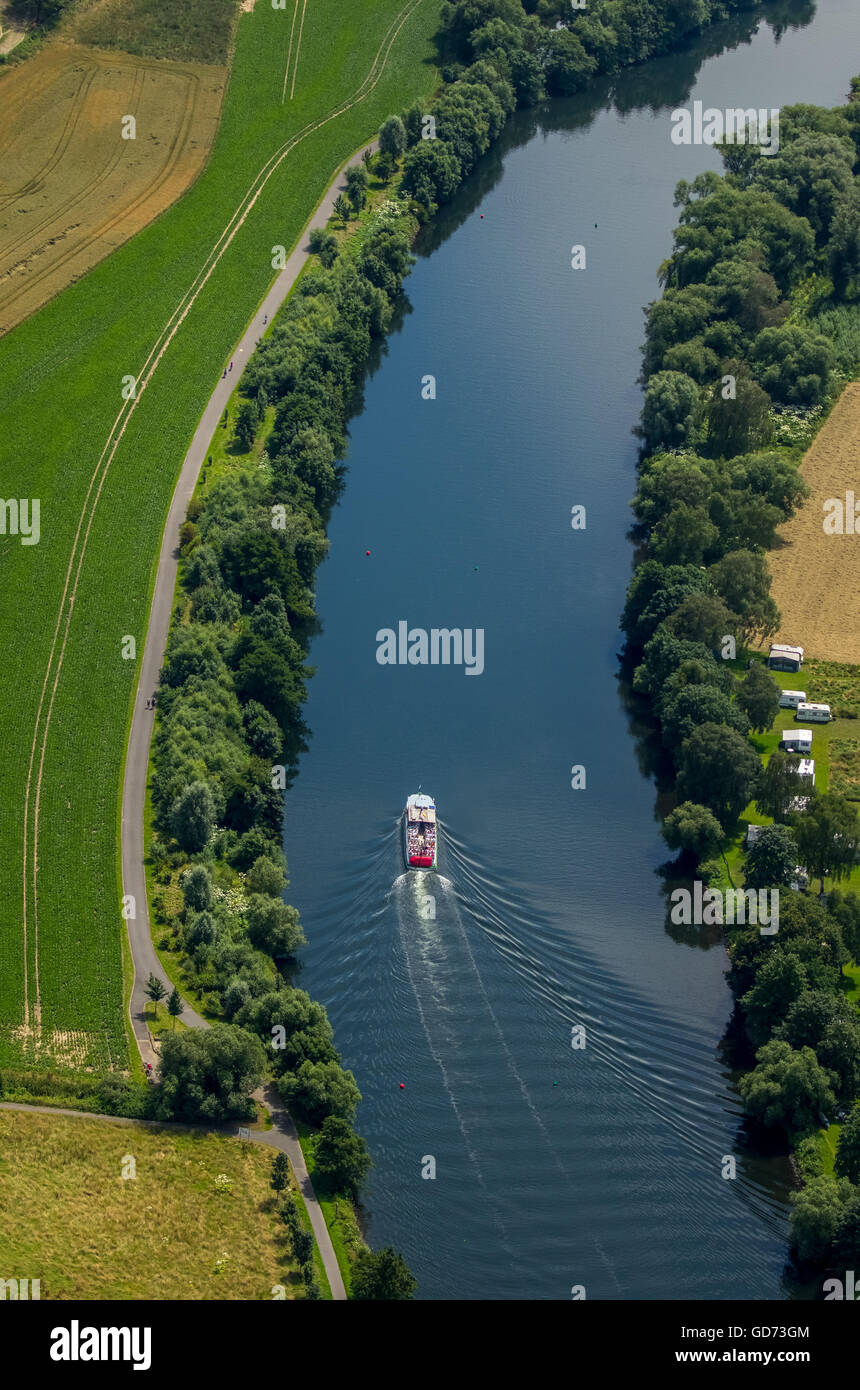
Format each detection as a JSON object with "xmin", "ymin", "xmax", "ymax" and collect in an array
[{"xmin": 118, "ymin": 147, "xmax": 377, "ymax": 1304}]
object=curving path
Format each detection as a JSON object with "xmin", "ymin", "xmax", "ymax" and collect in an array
[{"xmin": 120, "ymin": 146, "xmax": 379, "ymax": 1304}]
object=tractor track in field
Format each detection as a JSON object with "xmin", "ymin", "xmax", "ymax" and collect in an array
[
  {"xmin": 281, "ymin": 0, "xmax": 301, "ymax": 104},
  {"xmin": 18, "ymin": 0, "xmax": 423, "ymax": 1053},
  {"xmin": 0, "ymin": 60, "xmax": 100, "ymax": 208}
]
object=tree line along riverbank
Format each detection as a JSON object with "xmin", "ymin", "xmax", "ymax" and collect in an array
[{"xmin": 622, "ymin": 79, "xmax": 860, "ymax": 1278}]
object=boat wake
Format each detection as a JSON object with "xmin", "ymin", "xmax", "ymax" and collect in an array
[{"xmin": 440, "ymin": 826, "xmax": 791, "ymax": 1240}]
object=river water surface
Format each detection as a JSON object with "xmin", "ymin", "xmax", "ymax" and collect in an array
[{"xmin": 284, "ymin": 0, "xmax": 860, "ymax": 1299}]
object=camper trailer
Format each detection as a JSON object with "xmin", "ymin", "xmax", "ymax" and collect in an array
[
  {"xmin": 767, "ymin": 643, "xmax": 804, "ymax": 673},
  {"xmin": 778, "ymin": 690, "xmax": 807, "ymax": 709},
  {"xmin": 795, "ymin": 703, "xmax": 831, "ymax": 724},
  {"xmin": 797, "ymin": 758, "xmax": 816, "ymax": 786},
  {"xmin": 779, "ymin": 729, "xmax": 813, "ymax": 754}
]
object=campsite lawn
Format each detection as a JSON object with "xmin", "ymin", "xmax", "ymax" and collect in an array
[
  {"xmin": 0, "ymin": 1108, "xmax": 309, "ymax": 1299},
  {"xmin": 0, "ymin": 0, "xmax": 441, "ymax": 1072}
]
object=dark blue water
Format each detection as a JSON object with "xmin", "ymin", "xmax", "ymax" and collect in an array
[{"xmin": 285, "ymin": 0, "xmax": 860, "ymax": 1299}]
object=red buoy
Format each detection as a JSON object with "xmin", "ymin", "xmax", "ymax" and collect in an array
[
  {"xmin": 366, "ymin": 550, "xmax": 371, "ymax": 556},
  {"xmin": 399, "ymin": 1083, "xmax": 405, "ymax": 1089}
]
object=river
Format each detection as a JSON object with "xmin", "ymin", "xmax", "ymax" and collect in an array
[{"xmin": 284, "ymin": 0, "xmax": 860, "ymax": 1299}]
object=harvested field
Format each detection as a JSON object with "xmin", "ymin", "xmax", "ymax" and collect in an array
[
  {"xmin": 0, "ymin": 43, "xmax": 226, "ymax": 334},
  {"xmin": 766, "ymin": 382, "xmax": 860, "ymax": 662}
]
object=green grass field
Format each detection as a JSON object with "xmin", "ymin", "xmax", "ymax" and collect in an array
[
  {"xmin": 0, "ymin": 1108, "xmax": 311, "ymax": 1299},
  {"xmin": 0, "ymin": 0, "xmax": 441, "ymax": 1072}
]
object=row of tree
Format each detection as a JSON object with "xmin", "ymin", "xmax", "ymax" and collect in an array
[{"xmin": 624, "ymin": 82, "xmax": 860, "ymax": 1275}]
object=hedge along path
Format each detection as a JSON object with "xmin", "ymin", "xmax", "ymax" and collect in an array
[{"xmin": 21, "ymin": 0, "xmax": 427, "ymax": 1047}]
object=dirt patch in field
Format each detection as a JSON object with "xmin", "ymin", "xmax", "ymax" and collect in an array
[
  {"xmin": 6, "ymin": 1022, "xmax": 97, "ymax": 1068},
  {"xmin": 0, "ymin": 42, "xmax": 226, "ymax": 335},
  {"xmin": 765, "ymin": 382, "xmax": 860, "ymax": 662}
]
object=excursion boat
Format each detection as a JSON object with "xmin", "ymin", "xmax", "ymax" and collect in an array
[{"xmin": 403, "ymin": 793, "xmax": 437, "ymax": 870}]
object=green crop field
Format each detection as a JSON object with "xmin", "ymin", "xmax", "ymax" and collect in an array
[{"xmin": 0, "ymin": 0, "xmax": 441, "ymax": 1072}]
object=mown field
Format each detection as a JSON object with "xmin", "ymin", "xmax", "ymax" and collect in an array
[
  {"xmin": 0, "ymin": 1109, "xmax": 309, "ymax": 1299},
  {"xmin": 0, "ymin": 0, "xmax": 441, "ymax": 1072}
]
